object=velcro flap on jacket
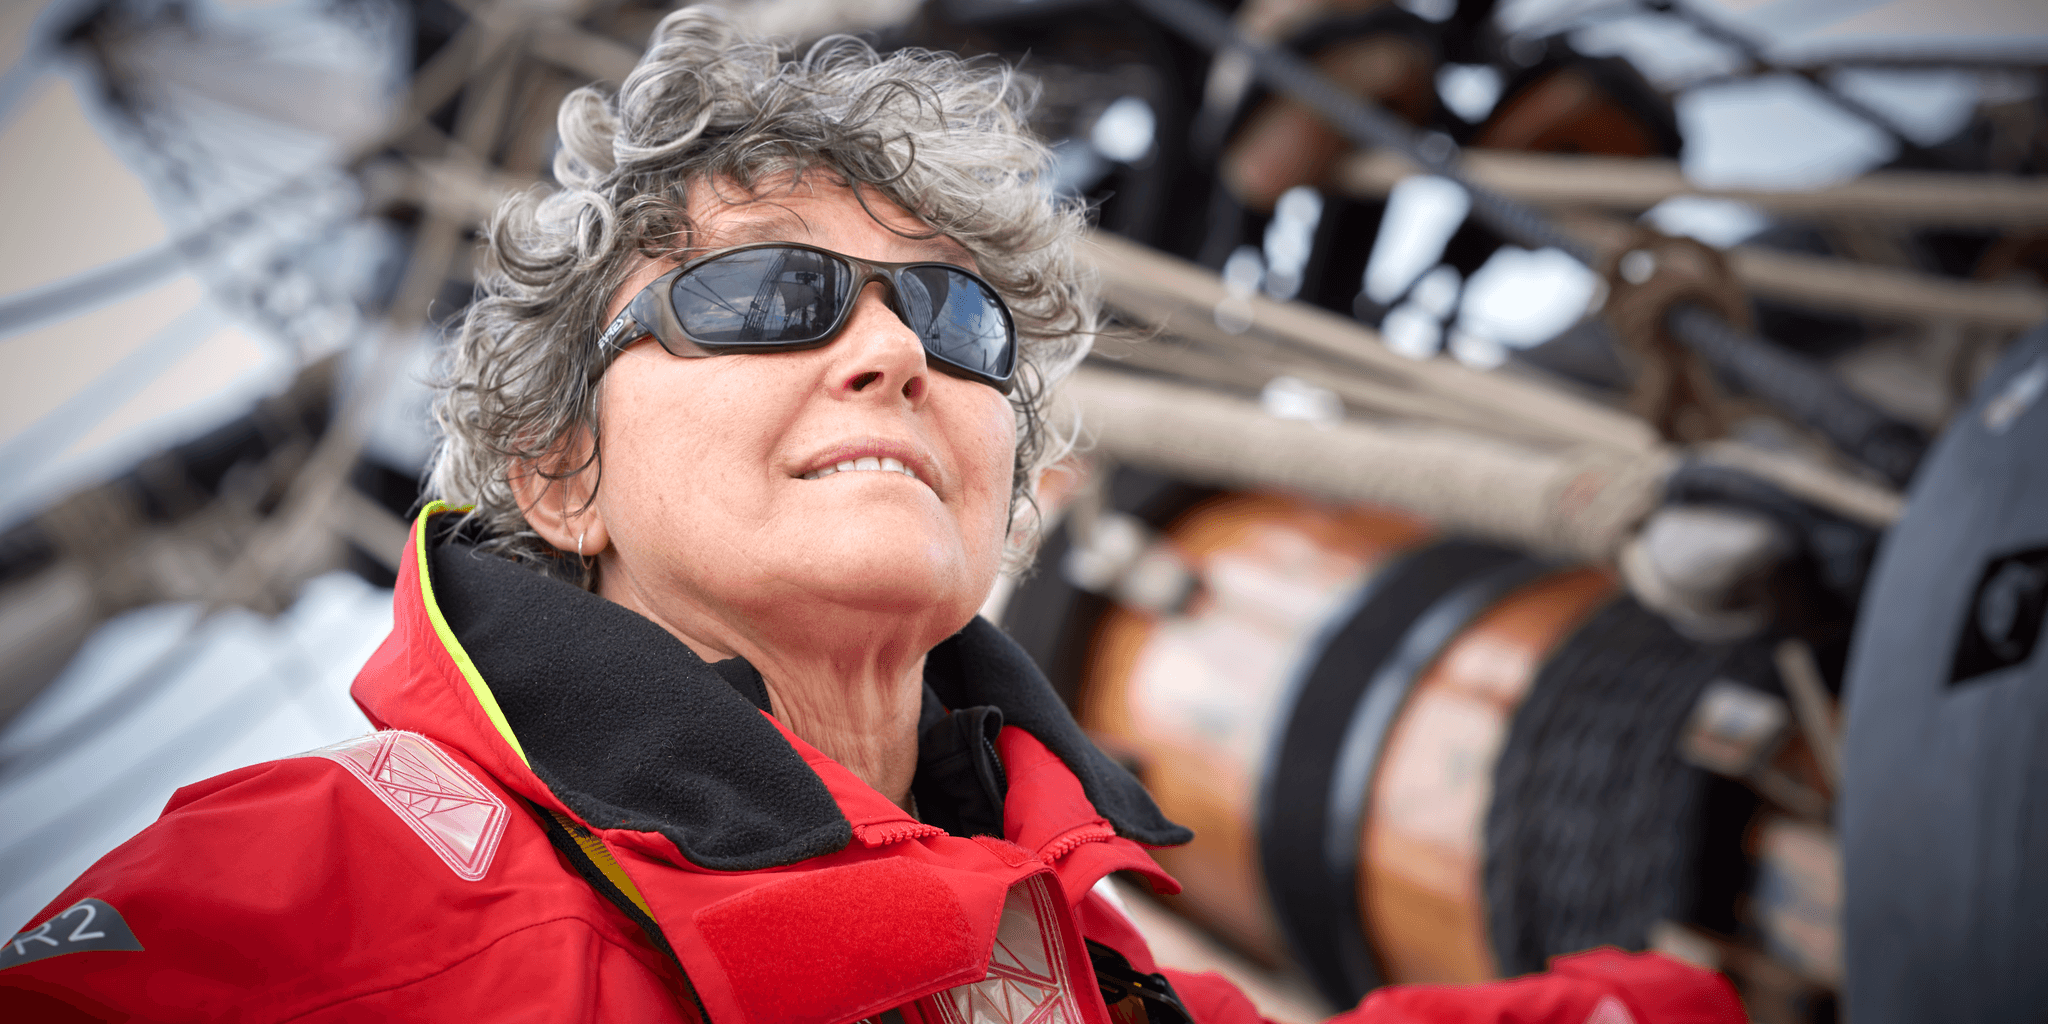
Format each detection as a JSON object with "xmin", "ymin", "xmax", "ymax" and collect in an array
[{"xmin": 693, "ymin": 858, "xmax": 1003, "ymax": 1024}]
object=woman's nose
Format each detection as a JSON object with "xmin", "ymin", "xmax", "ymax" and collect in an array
[{"xmin": 831, "ymin": 281, "xmax": 929, "ymax": 404}]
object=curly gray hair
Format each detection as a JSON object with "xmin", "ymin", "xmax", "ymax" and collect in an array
[{"xmin": 428, "ymin": 6, "xmax": 1096, "ymax": 580}]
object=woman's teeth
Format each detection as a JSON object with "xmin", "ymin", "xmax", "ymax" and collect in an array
[{"xmin": 803, "ymin": 456, "xmax": 920, "ymax": 483}]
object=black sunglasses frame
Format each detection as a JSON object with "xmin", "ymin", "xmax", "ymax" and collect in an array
[{"xmin": 595, "ymin": 241, "xmax": 1019, "ymax": 394}]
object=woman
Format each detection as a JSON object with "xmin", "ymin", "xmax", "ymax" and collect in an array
[{"xmin": 2, "ymin": 10, "xmax": 1741, "ymax": 1023}]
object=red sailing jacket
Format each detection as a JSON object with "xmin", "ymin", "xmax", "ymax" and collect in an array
[{"xmin": 2, "ymin": 506, "xmax": 1746, "ymax": 1024}]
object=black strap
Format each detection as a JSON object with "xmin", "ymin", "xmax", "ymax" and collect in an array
[
  {"xmin": 527, "ymin": 800, "xmax": 713, "ymax": 1023},
  {"xmin": 1088, "ymin": 939, "xmax": 1194, "ymax": 1024}
]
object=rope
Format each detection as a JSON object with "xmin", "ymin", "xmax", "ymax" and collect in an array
[{"xmin": 1482, "ymin": 598, "xmax": 1775, "ymax": 974}]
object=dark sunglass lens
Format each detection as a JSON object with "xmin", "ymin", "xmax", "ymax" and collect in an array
[
  {"xmin": 671, "ymin": 248, "xmax": 850, "ymax": 345},
  {"xmin": 898, "ymin": 267, "xmax": 1013, "ymax": 379}
]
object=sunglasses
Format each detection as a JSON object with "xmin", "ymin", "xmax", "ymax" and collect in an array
[{"xmin": 596, "ymin": 242, "xmax": 1018, "ymax": 393}]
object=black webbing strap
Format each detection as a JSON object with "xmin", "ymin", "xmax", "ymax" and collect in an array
[
  {"xmin": 1089, "ymin": 939, "xmax": 1194, "ymax": 1024},
  {"xmin": 526, "ymin": 800, "xmax": 713, "ymax": 1023}
]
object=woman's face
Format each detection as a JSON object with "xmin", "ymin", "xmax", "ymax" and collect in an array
[{"xmin": 586, "ymin": 178, "xmax": 1019, "ymax": 646}]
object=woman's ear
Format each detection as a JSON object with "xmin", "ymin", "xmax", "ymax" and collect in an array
[{"xmin": 507, "ymin": 433, "xmax": 610, "ymax": 557}]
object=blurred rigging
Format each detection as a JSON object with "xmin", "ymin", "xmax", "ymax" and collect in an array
[{"xmin": 1, "ymin": 0, "xmax": 2045, "ymax": 1021}]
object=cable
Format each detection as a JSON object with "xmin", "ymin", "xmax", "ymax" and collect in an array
[
  {"xmin": 1124, "ymin": 0, "xmax": 1929, "ymax": 485},
  {"xmin": 0, "ymin": 305, "xmax": 221, "ymax": 491},
  {"xmin": 0, "ymin": 604, "xmax": 350, "ymax": 893},
  {"xmin": 0, "ymin": 245, "xmax": 186, "ymax": 339},
  {"xmin": 0, "ymin": 616, "xmax": 212, "ymax": 787},
  {"xmin": 1642, "ymin": 0, "xmax": 1928, "ymax": 159},
  {"xmin": 1665, "ymin": 304, "xmax": 1925, "ymax": 484}
]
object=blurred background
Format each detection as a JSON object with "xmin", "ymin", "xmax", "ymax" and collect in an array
[{"xmin": 1, "ymin": 0, "xmax": 2045, "ymax": 1020}]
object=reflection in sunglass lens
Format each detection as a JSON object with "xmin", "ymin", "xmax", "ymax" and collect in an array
[
  {"xmin": 659, "ymin": 246, "xmax": 1014, "ymax": 387},
  {"xmin": 898, "ymin": 266, "xmax": 1013, "ymax": 379},
  {"xmin": 672, "ymin": 248, "xmax": 851, "ymax": 345}
]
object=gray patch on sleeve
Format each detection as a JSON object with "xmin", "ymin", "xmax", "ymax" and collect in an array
[{"xmin": 1, "ymin": 899, "xmax": 145, "ymax": 970}]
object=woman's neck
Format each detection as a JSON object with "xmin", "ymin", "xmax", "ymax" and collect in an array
[
  {"xmin": 598, "ymin": 567, "xmax": 934, "ymax": 811},
  {"xmin": 757, "ymin": 653, "xmax": 926, "ymax": 813}
]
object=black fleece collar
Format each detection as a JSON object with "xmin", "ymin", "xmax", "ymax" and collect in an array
[{"xmin": 427, "ymin": 536, "xmax": 1190, "ymax": 871}]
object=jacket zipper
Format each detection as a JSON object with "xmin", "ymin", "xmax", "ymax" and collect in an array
[
  {"xmin": 1037, "ymin": 821, "xmax": 1118, "ymax": 863},
  {"xmin": 852, "ymin": 820, "xmax": 947, "ymax": 846}
]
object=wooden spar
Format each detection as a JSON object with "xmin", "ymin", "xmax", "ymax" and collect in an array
[
  {"xmin": 1333, "ymin": 149, "xmax": 2048, "ymax": 228},
  {"xmin": 1078, "ymin": 231, "xmax": 1662, "ymax": 457},
  {"xmin": 1061, "ymin": 366, "xmax": 1907, "ymax": 558},
  {"xmin": 1726, "ymin": 247, "xmax": 2048, "ymax": 331},
  {"xmin": 1547, "ymin": 212, "xmax": 2048, "ymax": 330},
  {"xmin": 526, "ymin": 19, "xmax": 640, "ymax": 82},
  {"xmin": 1062, "ymin": 365, "xmax": 1674, "ymax": 563}
]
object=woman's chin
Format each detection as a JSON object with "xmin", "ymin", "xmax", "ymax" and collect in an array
[{"xmin": 760, "ymin": 528, "xmax": 991, "ymax": 618}]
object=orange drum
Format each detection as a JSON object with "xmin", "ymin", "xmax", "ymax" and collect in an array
[
  {"xmin": 1475, "ymin": 53, "xmax": 1682, "ymax": 159},
  {"xmin": 1073, "ymin": 491, "xmax": 1622, "ymax": 1001},
  {"xmin": 1081, "ymin": 493, "xmax": 1435, "ymax": 963}
]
